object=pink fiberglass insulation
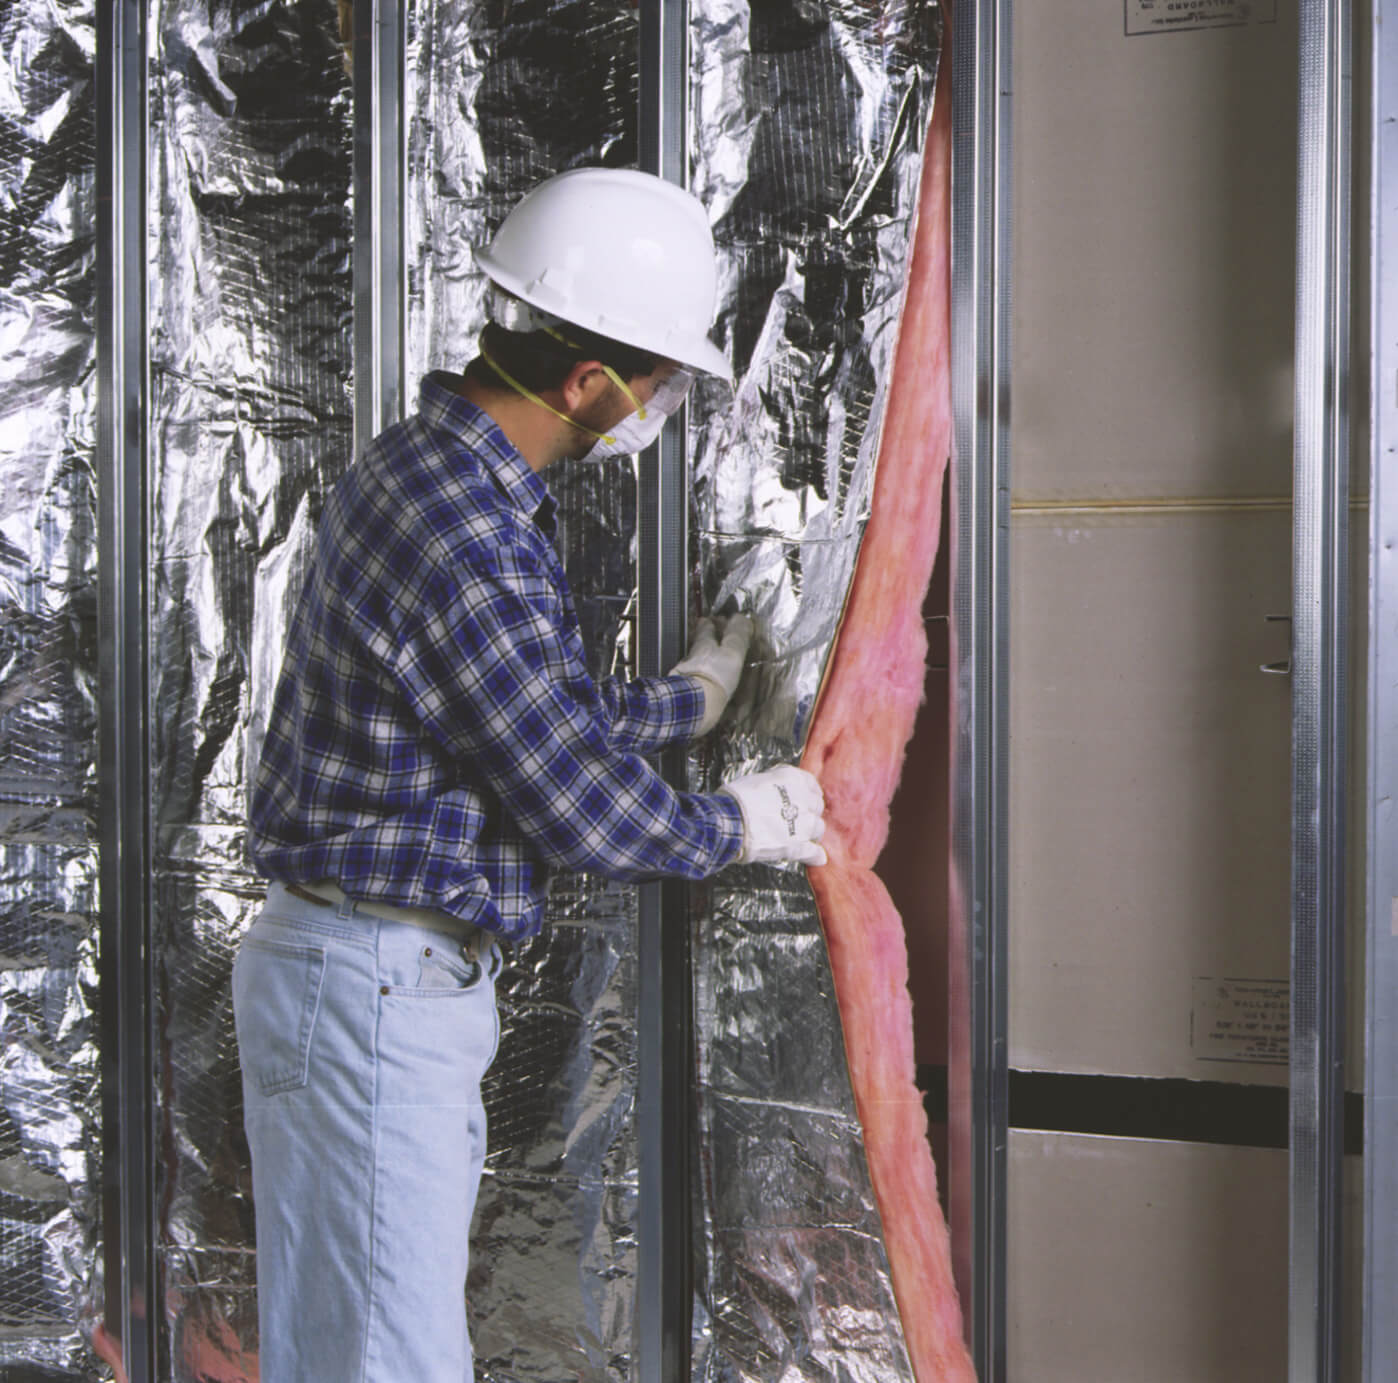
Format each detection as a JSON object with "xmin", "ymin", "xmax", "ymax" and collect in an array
[{"xmin": 800, "ymin": 47, "xmax": 974, "ymax": 1383}]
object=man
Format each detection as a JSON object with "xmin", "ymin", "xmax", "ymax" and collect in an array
[{"xmin": 233, "ymin": 167, "xmax": 826, "ymax": 1383}]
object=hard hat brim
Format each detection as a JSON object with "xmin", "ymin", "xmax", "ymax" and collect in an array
[{"xmin": 474, "ymin": 248, "xmax": 734, "ymax": 384}]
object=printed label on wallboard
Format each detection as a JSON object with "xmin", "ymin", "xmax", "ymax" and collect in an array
[
  {"xmin": 1126, "ymin": 0, "xmax": 1277, "ymax": 35},
  {"xmin": 1192, "ymin": 977, "xmax": 1289, "ymax": 1064}
]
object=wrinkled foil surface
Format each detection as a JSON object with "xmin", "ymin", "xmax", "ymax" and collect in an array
[
  {"xmin": 0, "ymin": 0, "xmax": 938, "ymax": 1372},
  {"xmin": 407, "ymin": 0, "xmax": 940, "ymax": 1373},
  {"xmin": 0, "ymin": 0, "xmax": 102, "ymax": 1372},
  {"xmin": 147, "ymin": 0, "xmax": 352, "ymax": 1373},
  {"xmin": 688, "ymin": 0, "xmax": 942, "ymax": 1376}
]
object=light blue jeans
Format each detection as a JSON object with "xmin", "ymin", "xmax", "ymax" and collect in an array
[{"xmin": 233, "ymin": 882, "xmax": 501, "ymax": 1383}]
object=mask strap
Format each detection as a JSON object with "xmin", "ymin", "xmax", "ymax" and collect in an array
[
  {"xmin": 539, "ymin": 324, "xmax": 649, "ymax": 420},
  {"xmin": 477, "ymin": 336, "xmax": 618, "ymax": 444}
]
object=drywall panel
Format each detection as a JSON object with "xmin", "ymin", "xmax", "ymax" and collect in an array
[
  {"xmin": 1011, "ymin": 1, "xmax": 1298, "ymax": 503},
  {"xmin": 1009, "ymin": 504, "xmax": 1366, "ymax": 1085},
  {"xmin": 1008, "ymin": 1131, "xmax": 1361, "ymax": 1383},
  {"xmin": 1010, "ymin": 507, "xmax": 1292, "ymax": 1081}
]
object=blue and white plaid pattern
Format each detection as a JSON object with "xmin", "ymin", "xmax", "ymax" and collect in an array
[{"xmin": 250, "ymin": 373, "xmax": 744, "ymax": 941}]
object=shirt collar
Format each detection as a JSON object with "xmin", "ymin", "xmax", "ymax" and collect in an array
[{"xmin": 419, "ymin": 371, "xmax": 557, "ymax": 533}]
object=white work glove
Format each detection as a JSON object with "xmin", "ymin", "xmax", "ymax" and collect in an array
[
  {"xmin": 670, "ymin": 613, "xmax": 753, "ymax": 735},
  {"xmin": 720, "ymin": 764, "xmax": 828, "ymax": 867}
]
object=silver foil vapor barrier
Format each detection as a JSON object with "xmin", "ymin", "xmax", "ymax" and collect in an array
[
  {"xmin": 0, "ymin": 0, "xmax": 102, "ymax": 1371},
  {"xmin": 146, "ymin": 0, "xmax": 352, "ymax": 1371},
  {"xmin": 688, "ymin": 0, "xmax": 943, "ymax": 1375},
  {"xmin": 0, "ymin": 0, "xmax": 940, "ymax": 1372},
  {"xmin": 406, "ymin": 0, "xmax": 653, "ymax": 1375},
  {"xmin": 407, "ymin": 0, "xmax": 941, "ymax": 1371}
]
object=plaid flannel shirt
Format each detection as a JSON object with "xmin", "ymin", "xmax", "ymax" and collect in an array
[{"xmin": 249, "ymin": 372, "xmax": 744, "ymax": 941}]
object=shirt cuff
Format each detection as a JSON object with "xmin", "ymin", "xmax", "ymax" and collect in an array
[
  {"xmin": 708, "ymin": 788, "xmax": 747, "ymax": 868},
  {"xmin": 667, "ymin": 673, "xmax": 708, "ymax": 739}
]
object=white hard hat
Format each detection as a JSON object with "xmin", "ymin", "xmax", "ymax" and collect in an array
[{"xmin": 474, "ymin": 167, "xmax": 732, "ymax": 382}]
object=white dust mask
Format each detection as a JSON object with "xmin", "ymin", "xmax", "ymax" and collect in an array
[
  {"xmin": 578, "ymin": 369, "xmax": 694, "ymax": 463},
  {"xmin": 476, "ymin": 319, "xmax": 696, "ymax": 463}
]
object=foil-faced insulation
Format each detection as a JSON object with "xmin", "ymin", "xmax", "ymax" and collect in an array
[
  {"xmin": 404, "ymin": 3, "xmax": 652, "ymax": 1376},
  {"xmin": 25, "ymin": 0, "xmax": 943, "ymax": 1377},
  {"xmin": 0, "ymin": 0, "xmax": 102, "ymax": 1372},
  {"xmin": 407, "ymin": 3, "xmax": 943, "ymax": 1370},
  {"xmin": 146, "ymin": 0, "xmax": 351, "ymax": 1372},
  {"xmin": 687, "ymin": 0, "xmax": 944, "ymax": 1375}
]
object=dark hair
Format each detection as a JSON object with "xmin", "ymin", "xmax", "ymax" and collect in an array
[{"xmin": 466, "ymin": 321, "xmax": 661, "ymax": 394}]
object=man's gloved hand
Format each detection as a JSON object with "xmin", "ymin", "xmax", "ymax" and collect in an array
[
  {"xmin": 670, "ymin": 613, "xmax": 753, "ymax": 735},
  {"xmin": 720, "ymin": 764, "xmax": 827, "ymax": 867}
]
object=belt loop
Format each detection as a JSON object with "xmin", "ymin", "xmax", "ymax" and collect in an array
[{"xmin": 336, "ymin": 895, "xmax": 356, "ymax": 922}]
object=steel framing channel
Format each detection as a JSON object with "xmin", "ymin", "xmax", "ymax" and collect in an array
[
  {"xmin": 96, "ymin": 0, "xmax": 156, "ymax": 1376},
  {"xmin": 1364, "ymin": 5, "xmax": 1398, "ymax": 1378},
  {"xmin": 1291, "ymin": 2, "xmax": 1351, "ymax": 1380},
  {"xmin": 949, "ymin": 1, "xmax": 1012, "ymax": 1379},
  {"xmin": 635, "ymin": 0, "xmax": 693, "ymax": 1375},
  {"xmin": 352, "ymin": 0, "xmax": 405, "ymax": 459}
]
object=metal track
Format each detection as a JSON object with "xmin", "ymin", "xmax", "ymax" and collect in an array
[
  {"xmin": 96, "ymin": 0, "xmax": 155, "ymax": 1375},
  {"xmin": 636, "ymin": 0, "xmax": 693, "ymax": 1376},
  {"xmin": 1290, "ymin": 3, "xmax": 1351, "ymax": 1380},
  {"xmin": 949, "ymin": 1, "xmax": 1012, "ymax": 1378},
  {"xmin": 353, "ymin": 0, "xmax": 405, "ymax": 458},
  {"xmin": 1364, "ymin": 5, "xmax": 1398, "ymax": 1379}
]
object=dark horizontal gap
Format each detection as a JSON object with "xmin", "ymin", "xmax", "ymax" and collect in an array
[{"xmin": 917, "ymin": 1065, "xmax": 1362, "ymax": 1155}]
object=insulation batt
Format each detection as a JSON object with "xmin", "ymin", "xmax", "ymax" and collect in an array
[{"xmin": 799, "ymin": 51, "xmax": 975, "ymax": 1383}]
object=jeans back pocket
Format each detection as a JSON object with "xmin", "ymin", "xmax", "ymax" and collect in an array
[{"xmin": 233, "ymin": 936, "xmax": 327, "ymax": 1096}]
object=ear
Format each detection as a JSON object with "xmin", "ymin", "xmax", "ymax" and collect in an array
[{"xmin": 559, "ymin": 359, "xmax": 611, "ymax": 413}]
